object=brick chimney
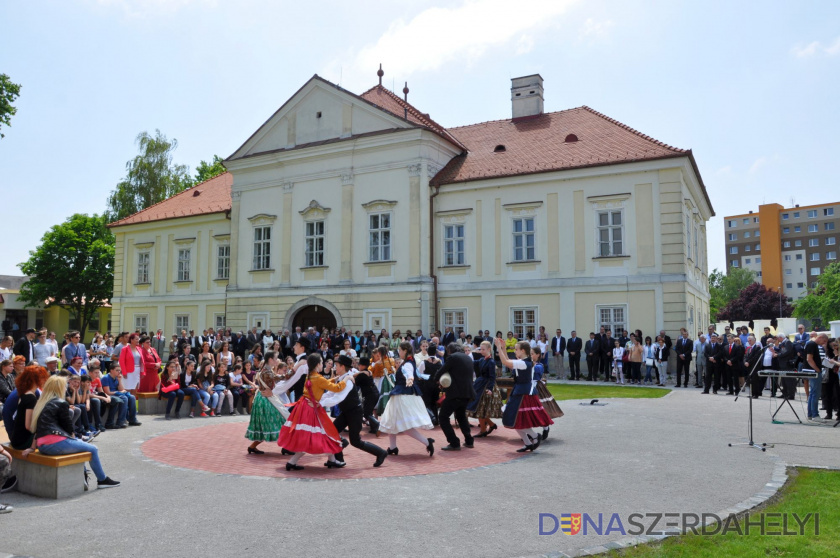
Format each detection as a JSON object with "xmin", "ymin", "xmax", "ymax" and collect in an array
[{"xmin": 511, "ymin": 74, "xmax": 544, "ymax": 118}]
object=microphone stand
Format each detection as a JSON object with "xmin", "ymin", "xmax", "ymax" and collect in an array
[{"xmin": 729, "ymin": 345, "xmax": 772, "ymax": 452}]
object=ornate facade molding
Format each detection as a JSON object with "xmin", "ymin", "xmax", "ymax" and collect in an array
[
  {"xmin": 299, "ymin": 200, "xmax": 332, "ymax": 219},
  {"xmin": 361, "ymin": 199, "xmax": 398, "ymax": 212}
]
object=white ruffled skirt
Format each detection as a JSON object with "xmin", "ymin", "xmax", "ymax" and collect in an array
[{"xmin": 378, "ymin": 394, "xmax": 433, "ymax": 434}]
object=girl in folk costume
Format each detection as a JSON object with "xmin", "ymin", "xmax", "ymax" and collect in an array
[
  {"xmin": 468, "ymin": 340, "xmax": 503, "ymax": 437},
  {"xmin": 277, "ymin": 353, "xmax": 346, "ymax": 471},
  {"xmin": 246, "ymin": 351, "xmax": 289, "ymax": 454},
  {"xmin": 373, "ymin": 346, "xmax": 397, "ymax": 416},
  {"xmin": 378, "ymin": 342, "xmax": 435, "ymax": 457},
  {"xmin": 494, "ymin": 338, "xmax": 553, "ymax": 452},
  {"xmin": 531, "ymin": 346, "xmax": 563, "ymax": 440}
]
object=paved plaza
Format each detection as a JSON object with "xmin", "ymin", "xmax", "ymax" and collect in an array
[{"xmin": 2, "ymin": 384, "xmax": 837, "ymax": 558}]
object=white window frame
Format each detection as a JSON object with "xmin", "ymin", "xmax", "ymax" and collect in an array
[
  {"xmin": 797, "ymin": 282, "xmax": 804, "ymax": 288},
  {"xmin": 368, "ymin": 212, "xmax": 392, "ymax": 262},
  {"xmin": 827, "ymin": 237, "xmax": 836, "ymax": 246},
  {"xmin": 784, "ymin": 255, "xmax": 791, "ymax": 261},
  {"xmin": 253, "ymin": 226, "xmax": 271, "ymax": 270},
  {"xmin": 596, "ymin": 209, "xmax": 623, "ymax": 257},
  {"xmin": 827, "ymin": 251, "xmax": 837, "ymax": 260},
  {"xmin": 808, "ymin": 210, "xmax": 817, "ymax": 218},
  {"xmin": 728, "ymin": 220, "xmax": 737, "ymax": 228},
  {"xmin": 795, "ymin": 240, "xmax": 802, "ymax": 247},
  {"xmin": 809, "ymin": 238, "xmax": 819, "ymax": 247},
  {"xmin": 826, "ymin": 222, "xmax": 836, "ymax": 231},
  {"xmin": 744, "ymin": 231, "xmax": 751, "ymax": 238},
  {"xmin": 729, "ymin": 246, "xmax": 738, "ymax": 254},
  {"xmin": 786, "ymin": 283, "xmax": 793, "ymax": 289},
  {"xmin": 731, "ymin": 260, "xmax": 740, "ymax": 268},
  {"xmin": 808, "ymin": 224, "xmax": 818, "ymax": 233},
  {"xmin": 782, "ymin": 213, "xmax": 789, "ymax": 220},
  {"xmin": 510, "ymin": 306, "xmax": 538, "ymax": 340},
  {"xmin": 794, "ymin": 226, "xmax": 801, "ymax": 233},
  {"xmin": 794, "ymin": 212, "xmax": 800, "ymax": 218},
  {"xmin": 217, "ymin": 244, "xmax": 230, "ymax": 280},
  {"xmin": 810, "ymin": 253, "xmax": 820, "ymax": 261},
  {"xmin": 825, "ymin": 208, "xmax": 835, "ymax": 216},
  {"xmin": 796, "ymin": 254, "xmax": 803, "ymax": 260},
  {"xmin": 513, "ymin": 216, "xmax": 536, "ymax": 261},
  {"xmin": 214, "ymin": 313, "xmax": 226, "ymax": 329},
  {"xmin": 442, "ymin": 308, "xmax": 468, "ymax": 335},
  {"xmin": 728, "ymin": 233, "xmax": 737, "ymax": 241},
  {"xmin": 177, "ymin": 248, "xmax": 191, "ymax": 282},
  {"xmin": 783, "ymin": 227, "xmax": 790, "ymax": 234},
  {"xmin": 174, "ymin": 314, "xmax": 190, "ymax": 332},
  {"xmin": 443, "ymin": 224, "xmax": 466, "ymax": 266},
  {"xmin": 745, "ymin": 245, "xmax": 751, "ymax": 252},
  {"xmin": 305, "ymin": 220, "xmax": 325, "ymax": 267},
  {"xmin": 133, "ymin": 313, "xmax": 149, "ymax": 332},
  {"xmin": 785, "ymin": 269, "xmax": 792, "ymax": 275},
  {"xmin": 595, "ymin": 304, "xmax": 627, "ymax": 338},
  {"xmin": 137, "ymin": 251, "xmax": 150, "ymax": 284},
  {"xmin": 783, "ymin": 241, "xmax": 791, "ymax": 248},
  {"xmin": 810, "ymin": 267, "xmax": 820, "ymax": 276}
]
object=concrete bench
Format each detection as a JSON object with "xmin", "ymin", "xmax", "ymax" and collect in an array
[
  {"xmin": 136, "ymin": 392, "xmax": 238, "ymax": 416},
  {"xmin": 3, "ymin": 444, "xmax": 91, "ymax": 499}
]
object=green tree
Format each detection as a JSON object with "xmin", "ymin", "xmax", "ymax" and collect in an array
[
  {"xmin": 18, "ymin": 214, "xmax": 115, "ymax": 340},
  {"xmin": 794, "ymin": 262, "xmax": 840, "ymax": 323},
  {"xmin": 0, "ymin": 73, "xmax": 22, "ymax": 139},
  {"xmin": 709, "ymin": 266, "xmax": 757, "ymax": 322},
  {"xmin": 194, "ymin": 155, "xmax": 227, "ymax": 184},
  {"xmin": 105, "ymin": 130, "xmax": 192, "ymax": 222}
]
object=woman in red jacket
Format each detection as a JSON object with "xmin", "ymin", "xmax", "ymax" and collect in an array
[
  {"xmin": 118, "ymin": 333, "xmax": 146, "ymax": 393},
  {"xmin": 138, "ymin": 335, "xmax": 161, "ymax": 392}
]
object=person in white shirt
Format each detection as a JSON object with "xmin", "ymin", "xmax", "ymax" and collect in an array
[
  {"xmin": 0, "ymin": 336, "xmax": 14, "ymax": 362},
  {"xmin": 339, "ymin": 339, "xmax": 357, "ymax": 360},
  {"xmin": 612, "ymin": 340, "xmax": 625, "ymax": 384},
  {"xmin": 33, "ymin": 330, "xmax": 57, "ymax": 366}
]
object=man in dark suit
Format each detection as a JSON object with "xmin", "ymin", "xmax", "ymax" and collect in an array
[
  {"xmin": 617, "ymin": 330, "xmax": 629, "ymax": 350},
  {"xmin": 441, "ymin": 327, "xmax": 456, "ymax": 347},
  {"xmin": 246, "ymin": 327, "xmax": 259, "ymax": 351},
  {"xmin": 601, "ymin": 329, "xmax": 614, "ymax": 381},
  {"xmin": 331, "ymin": 355, "xmax": 388, "ymax": 467},
  {"xmin": 774, "ymin": 332, "xmax": 797, "ymax": 399},
  {"xmin": 188, "ymin": 330, "xmax": 203, "ymax": 358},
  {"xmin": 13, "ymin": 328, "xmax": 36, "ymax": 364},
  {"xmin": 434, "ymin": 343, "xmax": 477, "ymax": 450},
  {"xmin": 675, "ymin": 328, "xmax": 693, "ymax": 387},
  {"xmin": 550, "ymin": 329, "xmax": 566, "ymax": 379},
  {"xmin": 702, "ymin": 333, "xmax": 724, "ymax": 394},
  {"xmin": 585, "ymin": 332, "xmax": 601, "ymax": 381},
  {"xmin": 566, "ymin": 331, "xmax": 582, "ymax": 380},
  {"xmin": 412, "ymin": 330, "xmax": 426, "ymax": 353},
  {"xmin": 724, "ymin": 334, "xmax": 745, "ymax": 395}
]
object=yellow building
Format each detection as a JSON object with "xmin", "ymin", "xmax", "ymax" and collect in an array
[{"xmin": 109, "ymin": 73, "xmax": 714, "ymax": 338}]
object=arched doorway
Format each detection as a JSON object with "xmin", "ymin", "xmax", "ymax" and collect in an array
[{"xmin": 291, "ymin": 305, "xmax": 337, "ymax": 332}]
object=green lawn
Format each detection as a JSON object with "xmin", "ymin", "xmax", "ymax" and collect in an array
[
  {"xmin": 608, "ymin": 468, "xmax": 839, "ymax": 557},
  {"xmin": 546, "ymin": 383, "xmax": 668, "ymax": 401}
]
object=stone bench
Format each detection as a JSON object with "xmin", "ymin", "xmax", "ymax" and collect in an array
[
  {"xmin": 3, "ymin": 444, "xmax": 91, "ymax": 499},
  {"xmin": 136, "ymin": 392, "xmax": 237, "ymax": 416}
]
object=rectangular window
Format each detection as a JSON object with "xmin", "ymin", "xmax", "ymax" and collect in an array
[
  {"xmin": 809, "ymin": 238, "xmax": 819, "ymax": 247},
  {"xmin": 825, "ymin": 208, "xmax": 835, "ymax": 216},
  {"xmin": 797, "ymin": 282, "xmax": 804, "ymax": 288},
  {"xmin": 785, "ymin": 283, "xmax": 793, "ymax": 289},
  {"xmin": 796, "ymin": 254, "xmax": 803, "ymax": 260},
  {"xmin": 305, "ymin": 220, "xmax": 325, "ymax": 267},
  {"xmin": 175, "ymin": 314, "xmax": 190, "ymax": 332},
  {"xmin": 794, "ymin": 226, "xmax": 801, "ymax": 233},
  {"xmin": 811, "ymin": 281, "xmax": 818, "ymax": 288},
  {"xmin": 755, "ymin": 244, "xmax": 760, "ymax": 251},
  {"xmin": 369, "ymin": 212, "xmax": 392, "ymax": 262},
  {"xmin": 826, "ymin": 222, "xmax": 836, "ymax": 231},
  {"xmin": 597, "ymin": 305, "xmax": 627, "ymax": 338},
  {"xmin": 214, "ymin": 314, "xmax": 226, "ymax": 329},
  {"xmin": 783, "ymin": 227, "xmax": 790, "ymax": 234},
  {"xmin": 728, "ymin": 220, "xmax": 737, "ymax": 228},
  {"xmin": 217, "ymin": 245, "xmax": 230, "ymax": 279},
  {"xmin": 784, "ymin": 255, "xmax": 791, "ymax": 261},
  {"xmin": 253, "ymin": 226, "xmax": 271, "ymax": 270},
  {"xmin": 810, "ymin": 253, "xmax": 820, "ymax": 261},
  {"xmin": 808, "ymin": 210, "xmax": 817, "ymax": 218},
  {"xmin": 785, "ymin": 269, "xmax": 792, "ymax": 275},
  {"xmin": 731, "ymin": 260, "xmax": 739, "ymax": 268},
  {"xmin": 745, "ymin": 245, "xmax": 751, "ymax": 252},
  {"xmin": 729, "ymin": 246, "xmax": 738, "ymax": 254},
  {"xmin": 811, "ymin": 267, "xmax": 820, "ymax": 276},
  {"xmin": 755, "ymin": 230, "xmax": 760, "ymax": 237},
  {"xmin": 595, "ymin": 211, "xmax": 623, "ymax": 258},
  {"xmin": 827, "ymin": 251, "xmax": 837, "ymax": 260},
  {"xmin": 177, "ymin": 249, "xmax": 191, "ymax": 282},
  {"xmin": 137, "ymin": 252, "xmax": 150, "ymax": 284},
  {"xmin": 795, "ymin": 240, "xmax": 802, "ymax": 247},
  {"xmin": 756, "ymin": 257, "xmax": 761, "ymax": 263},
  {"xmin": 783, "ymin": 241, "xmax": 790, "ymax": 248},
  {"xmin": 133, "ymin": 314, "xmax": 148, "ymax": 332},
  {"xmin": 743, "ymin": 218, "xmax": 749, "ymax": 225},
  {"xmin": 745, "ymin": 258, "xmax": 751, "ymax": 264},
  {"xmin": 513, "ymin": 217, "xmax": 536, "ymax": 261},
  {"xmin": 511, "ymin": 307, "xmax": 538, "ymax": 340},
  {"xmin": 757, "ymin": 271, "xmax": 762, "ymax": 278},
  {"xmin": 782, "ymin": 213, "xmax": 789, "ymax": 220},
  {"xmin": 443, "ymin": 224, "xmax": 466, "ymax": 266},
  {"xmin": 744, "ymin": 231, "xmax": 751, "ymax": 238},
  {"xmin": 827, "ymin": 237, "xmax": 836, "ymax": 245},
  {"xmin": 442, "ymin": 309, "xmax": 467, "ymax": 334},
  {"xmin": 794, "ymin": 212, "xmax": 800, "ymax": 218},
  {"xmin": 808, "ymin": 224, "xmax": 818, "ymax": 233},
  {"xmin": 728, "ymin": 233, "xmax": 737, "ymax": 241}
]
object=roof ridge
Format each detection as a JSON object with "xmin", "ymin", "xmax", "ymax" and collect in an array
[
  {"xmin": 363, "ymin": 85, "xmax": 446, "ymax": 132},
  {"xmin": 580, "ymin": 105, "xmax": 686, "ymax": 153},
  {"xmin": 108, "ymin": 171, "xmax": 231, "ymax": 228},
  {"xmin": 446, "ymin": 106, "xmax": 586, "ymax": 131}
]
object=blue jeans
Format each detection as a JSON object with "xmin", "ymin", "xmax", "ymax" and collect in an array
[
  {"xmin": 89, "ymin": 398, "xmax": 103, "ymax": 429},
  {"xmin": 163, "ymin": 389, "xmax": 185, "ymax": 414},
  {"xmin": 110, "ymin": 392, "xmax": 137, "ymax": 424},
  {"xmin": 182, "ymin": 387, "xmax": 204, "ymax": 409},
  {"xmin": 644, "ymin": 365, "xmax": 654, "ymax": 383},
  {"xmin": 104, "ymin": 396, "xmax": 125, "ymax": 427},
  {"xmin": 807, "ymin": 370, "xmax": 823, "ymax": 418},
  {"xmin": 39, "ymin": 438, "xmax": 107, "ymax": 481},
  {"xmin": 194, "ymin": 389, "xmax": 210, "ymax": 408},
  {"xmin": 209, "ymin": 391, "xmax": 219, "ymax": 409}
]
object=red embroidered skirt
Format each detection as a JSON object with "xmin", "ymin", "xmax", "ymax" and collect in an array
[{"xmin": 277, "ymin": 397, "xmax": 342, "ymax": 455}]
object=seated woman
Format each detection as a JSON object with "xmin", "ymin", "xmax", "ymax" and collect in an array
[
  {"xmin": 240, "ymin": 361, "xmax": 257, "ymax": 413},
  {"xmin": 21, "ymin": 375, "xmax": 120, "ymax": 489},
  {"xmin": 179, "ymin": 360, "xmax": 211, "ymax": 418},
  {"xmin": 229, "ymin": 363, "xmax": 248, "ymax": 415},
  {"xmin": 65, "ymin": 372, "xmax": 94, "ymax": 439},
  {"xmin": 196, "ymin": 359, "xmax": 219, "ymax": 416},
  {"xmin": 159, "ymin": 360, "xmax": 185, "ymax": 420},
  {"xmin": 10, "ymin": 365, "xmax": 49, "ymax": 450},
  {"xmin": 213, "ymin": 361, "xmax": 234, "ymax": 416}
]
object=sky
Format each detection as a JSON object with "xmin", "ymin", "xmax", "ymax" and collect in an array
[{"xmin": 1, "ymin": 0, "xmax": 838, "ymax": 276}]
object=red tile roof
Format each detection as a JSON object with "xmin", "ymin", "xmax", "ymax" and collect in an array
[
  {"xmin": 432, "ymin": 106, "xmax": 690, "ymax": 185},
  {"xmin": 108, "ymin": 172, "xmax": 232, "ymax": 228},
  {"xmin": 358, "ymin": 85, "xmax": 466, "ymax": 150}
]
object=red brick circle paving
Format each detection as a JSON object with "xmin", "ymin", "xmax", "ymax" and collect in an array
[{"xmin": 141, "ymin": 421, "xmax": 532, "ymax": 479}]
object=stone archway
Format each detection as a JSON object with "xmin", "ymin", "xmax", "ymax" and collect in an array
[{"xmin": 284, "ymin": 296, "xmax": 344, "ymax": 332}]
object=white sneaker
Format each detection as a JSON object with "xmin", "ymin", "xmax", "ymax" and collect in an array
[{"xmin": 0, "ymin": 503, "xmax": 13, "ymax": 514}]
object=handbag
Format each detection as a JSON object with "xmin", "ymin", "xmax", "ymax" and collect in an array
[
  {"xmin": 621, "ymin": 351, "xmax": 629, "ymax": 363},
  {"xmin": 161, "ymin": 382, "xmax": 180, "ymax": 394},
  {"xmin": 645, "ymin": 357, "xmax": 654, "ymax": 367}
]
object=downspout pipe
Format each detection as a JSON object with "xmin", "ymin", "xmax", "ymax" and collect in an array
[{"xmin": 430, "ymin": 184, "xmax": 440, "ymax": 333}]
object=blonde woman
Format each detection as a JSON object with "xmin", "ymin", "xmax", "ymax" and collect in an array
[{"xmin": 21, "ymin": 376, "xmax": 120, "ymax": 488}]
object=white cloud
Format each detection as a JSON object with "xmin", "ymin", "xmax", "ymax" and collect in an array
[
  {"xmin": 325, "ymin": 0, "xmax": 579, "ymax": 91},
  {"xmin": 791, "ymin": 37, "xmax": 840, "ymax": 57},
  {"xmin": 580, "ymin": 17, "xmax": 615, "ymax": 39},
  {"xmin": 749, "ymin": 157, "xmax": 767, "ymax": 175}
]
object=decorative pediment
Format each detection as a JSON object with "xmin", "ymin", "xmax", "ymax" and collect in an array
[
  {"xmin": 437, "ymin": 208, "xmax": 472, "ymax": 224},
  {"xmin": 362, "ymin": 199, "xmax": 398, "ymax": 212},
  {"xmin": 173, "ymin": 237, "xmax": 196, "ymax": 245},
  {"xmin": 133, "ymin": 241, "xmax": 154, "ymax": 249},
  {"xmin": 588, "ymin": 193, "xmax": 630, "ymax": 210},
  {"xmin": 503, "ymin": 201, "xmax": 542, "ymax": 216},
  {"xmin": 247, "ymin": 214, "xmax": 278, "ymax": 227},
  {"xmin": 299, "ymin": 200, "xmax": 332, "ymax": 219}
]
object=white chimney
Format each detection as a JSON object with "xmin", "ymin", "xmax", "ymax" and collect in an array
[{"xmin": 511, "ymin": 74, "xmax": 544, "ymax": 118}]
